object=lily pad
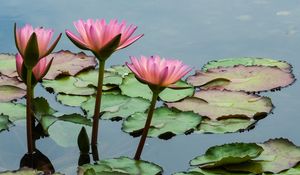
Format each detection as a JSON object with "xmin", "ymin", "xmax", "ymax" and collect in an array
[
  {"xmin": 56, "ymin": 94, "xmax": 90, "ymax": 107},
  {"xmin": 78, "ymin": 157, "xmax": 163, "ymax": 175},
  {"xmin": 122, "ymin": 107, "xmax": 202, "ymax": 139},
  {"xmin": 0, "ymin": 168, "xmax": 63, "ymax": 175},
  {"xmin": 190, "ymin": 143, "xmax": 263, "ymax": 168},
  {"xmin": 106, "ymin": 65, "xmax": 132, "ymax": 77},
  {"xmin": 0, "ymin": 115, "xmax": 10, "ymax": 132},
  {"xmin": 42, "ymin": 76, "xmax": 95, "ymax": 95},
  {"xmin": 0, "ymin": 54, "xmax": 17, "ymax": 77},
  {"xmin": 173, "ymin": 167, "xmax": 254, "ymax": 175},
  {"xmin": 120, "ymin": 74, "xmax": 194, "ymax": 102},
  {"xmin": 0, "ymin": 102, "xmax": 26, "ymax": 121},
  {"xmin": 81, "ymin": 94, "xmax": 150, "ymax": 120},
  {"xmin": 0, "ymin": 75, "xmax": 26, "ymax": 102},
  {"xmin": 202, "ymin": 57, "xmax": 291, "ymax": 72},
  {"xmin": 167, "ymin": 90, "xmax": 273, "ymax": 120},
  {"xmin": 43, "ymin": 50, "xmax": 97, "ymax": 80},
  {"xmin": 225, "ymin": 138, "xmax": 300, "ymax": 174},
  {"xmin": 197, "ymin": 118, "xmax": 256, "ymax": 134},
  {"xmin": 187, "ymin": 65, "xmax": 295, "ymax": 92},
  {"xmin": 75, "ymin": 69, "xmax": 123, "ymax": 87}
]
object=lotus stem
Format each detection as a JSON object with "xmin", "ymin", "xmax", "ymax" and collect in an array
[
  {"xmin": 26, "ymin": 69, "xmax": 34, "ymax": 154},
  {"xmin": 91, "ymin": 60, "xmax": 106, "ymax": 147},
  {"xmin": 134, "ymin": 91, "xmax": 159, "ymax": 160}
]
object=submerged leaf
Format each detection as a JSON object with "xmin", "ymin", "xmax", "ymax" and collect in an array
[
  {"xmin": 78, "ymin": 157, "xmax": 163, "ymax": 175},
  {"xmin": 81, "ymin": 94, "xmax": 150, "ymax": 120},
  {"xmin": 122, "ymin": 107, "xmax": 202, "ymax": 139},
  {"xmin": 225, "ymin": 138, "xmax": 300, "ymax": 174},
  {"xmin": 187, "ymin": 65, "xmax": 295, "ymax": 92},
  {"xmin": 167, "ymin": 90, "xmax": 273, "ymax": 120},
  {"xmin": 0, "ymin": 115, "xmax": 10, "ymax": 132},
  {"xmin": 202, "ymin": 57, "xmax": 291, "ymax": 72},
  {"xmin": 48, "ymin": 120, "xmax": 92, "ymax": 147},
  {"xmin": 43, "ymin": 50, "xmax": 97, "ymax": 80}
]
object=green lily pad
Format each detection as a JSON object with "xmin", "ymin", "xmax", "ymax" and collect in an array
[
  {"xmin": 0, "ymin": 168, "xmax": 63, "ymax": 175},
  {"xmin": 56, "ymin": 94, "xmax": 90, "ymax": 107},
  {"xmin": 78, "ymin": 157, "xmax": 163, "ymax": 175},
  {"xmin": 122, "ymin": 107, "xmax": 202, "ymax": 139},
  {"xmin": 42, "ymin": 76, "xmax": 95, "ymax": 95},
  {"xmin": 75, "ymin": 69, "xmax": 123, "ymax": 87},
  {"xmin": 106, "ymin": 65, "xmax": 131, "ymax": 77},
  {"xmin": 0, "ymin": 53, "xmax": 17, "ymax": 77},
  {"xmin": 202, "ymin": 57, "xmax": 291, "ymax": 72},
  {"xmin": 225, "ymin": 138, "xmax": 300, "ymax": 174},
  {"xmin": 81, "ymin": 94, "xmax": 150, "ymax": 120},
  {"xmin": 0, "ymin": 115, "xmax": 10, "ymax": 132},
  {"xmin": 0, "ymin": 75, "xmax": 26, "ymax": 102},
  {"xmin": 197, "ymin": 118, "xmax": 256, "ymax": 134},
  {"xmin": 0, "ymin": 102, "xmax": 26, "ymax": 121},
  {"xmin": 187, "ymin": 65, "xmax": 295, "ymax": 92},
  {"xmin": 167, "ymin": 90, "xmax": 273, "ymax": 120},
  {"xmin": 43, "ymin": 50, "xmax": 97, "ymax": 80},
  {"xmin": 190, "ymin": 143, "xmax": 263, "ymax": 168},
  {"xmin": 173, "ymin": 167, "xmax": 255, "ymax": 175},
  {"xmin": 120, "ymin": 74, "xmax": 194, "ymax": 102},
  {"xmin": 264, "ymin": 164, "xmax": 300, "ymax": 175}
]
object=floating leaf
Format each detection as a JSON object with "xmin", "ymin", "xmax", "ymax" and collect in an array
[
  {"xmin": 225, "ymin": 138, "xmax": 300, "ymax": 174},
  {"xmin": 197, "ymin": 118, "xmax": 256, "ymax": 134},
  {"xmin": 75, "ymin": 69, "xmax": 123, "ymax": 87},
  {"xmin": 81, "ymin": 94, "xmax": 150, "ymax": 120},
  {"xmin": 43, "ymin": 50, "xmax": 97, "ymax": 80},
  {"xmin": 78, "ymin": 157, "xmax": 163, "ymax": 175},
  {"xmin": 0, "ymin": 168, "xmax": 63, "ymax": 175},
  {"xmin": 0, "ymin": 102, "xmax": 26, "ymax": 121},
  {"xmin": 0, "ymin": 115, "xmax": 10, "ymax": 132},
  {"xmin": 42, "ymin": 76, "xmax": 95, "ymax": 95},
  {"xmin": 0, "ymin": 54, "xmax": 17, "ymax": 77},
  {"xmin": 106, "ymin": 65, "xmax": 132, "ymax": 77},
  {"xmin": 120, "ymin": 74, "xmax": 194, "ymax": 102},
  {"xmin": 173, "ymin": 167, "xmax": 254, "ymax": 175},
  {"xmin": 0, "ymin": 75, "xmax": 26, "ymax": 102},
  {"xmin": 122, "ymin": 107, "xmax": 202, "ymax": 139},
  {"xmin": 56, "ymin": 94, "xmax": 89, "ymax": 107},
  {"xmin": 167, "ymin": 90, "xmax": 273, "ymax": 120},
  {"xmin": 190, "ymin": 143, "xmax": 263, "ymax": 168},
  {"xmin": 187, "ymin": 65, "xmax": 295, "ymax": 92},
  {"xmin": 202, "ymin": 57, "xmax": 291, "ymax": 72}
]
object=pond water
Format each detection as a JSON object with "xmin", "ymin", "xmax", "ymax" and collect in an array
[{"xmin": 0, "ymin": 0, "xmax": 300, "ymax": 174}]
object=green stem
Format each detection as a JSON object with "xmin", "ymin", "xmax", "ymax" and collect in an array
[
  {"xmin": 134, "ymin": 91, "xmax": 159, "ymax": 160},
  {"xmin": 26, "ymin": 69, "xmax": 34, "ymax": 154},
  {"xmin": 91, "ymin": 60, "xmax": 106, "ymax": 148}
]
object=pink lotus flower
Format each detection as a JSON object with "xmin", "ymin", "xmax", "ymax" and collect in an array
[
  {"xmin": 126, "ymin": 56, "xmax": 192, "ymax": 87},
  {"xmin": 16, "ymin": 53, "xmax": 52, "ymax": 82},
  {"xmin": 15, "ymin": 24, "xmax": 61, "ymax": 59},
  {"xmin": 66, "ymin": 19, "xmax": 143, "ymax": 59}
]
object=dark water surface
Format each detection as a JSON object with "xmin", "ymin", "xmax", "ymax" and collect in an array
[{"xmin": 0, "ymin": 0, "xmax": 300, "ymax": 174}]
